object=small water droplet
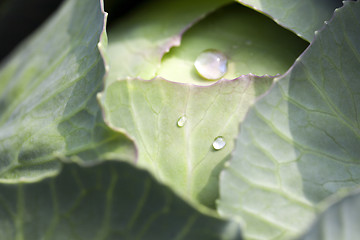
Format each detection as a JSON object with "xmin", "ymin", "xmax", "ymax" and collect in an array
[
  {"xmin": 212, "ymin": 136, "xmax": 226, "ymax": 150},
  {"xmin": 177, "ymin": 116, "xmax": 187, "ymax": 127},
  {"xmin": 194, "ymin": 49, "xmax": 227, "ymax": 80}
]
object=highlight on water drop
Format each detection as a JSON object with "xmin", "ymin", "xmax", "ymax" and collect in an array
[
  {"xmin": 194, "ymin": 49, "xmax": 228, "ymax": 80},
  {"xmin": 177, "ymin": 116, "xmax": 187, "ymax": 127},
  {"xmin": 212, "ymin": 136, "xmax": 226, "ymax": 150}
]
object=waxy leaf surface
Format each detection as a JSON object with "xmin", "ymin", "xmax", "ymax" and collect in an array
[{"xmin": 218, "ymin": 1, "xmax": 360, "ymax": 239}]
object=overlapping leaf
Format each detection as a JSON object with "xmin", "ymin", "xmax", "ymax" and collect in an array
[
  {"xmin": 218, "ymin": 1, "xmax": 360, "ymax": 239},
  {"xmin": 0, "ymin": 0, "xmax": 135, "ymax": 182},
  {"xmin": 0, "ymin": 160, "xmax": 242, "ymax": 240},
  {"xmin": 236, "ymin": 0, "xmax": 342, "ymax": 41}
]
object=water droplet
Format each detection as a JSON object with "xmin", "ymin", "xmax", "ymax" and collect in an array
[
  {"xmin": 194, "ymin": 49, "xmax": 227, "ymax": 80},
  {"xmin": 177, "ymin": 116, "xmax": 187, "ymax": 127},
  {"xmin": 212, "ymin": 136, "xmax": 226, "ymax": 150}
]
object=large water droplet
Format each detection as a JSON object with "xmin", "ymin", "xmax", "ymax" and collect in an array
[
  {"xmin": 194, "ymin": 49, "xmax": 227, "ymax": 80},
  {"xmin": 177, "ymin": 116, "xmax": 187, "ymax": 127},
  {"xmin": 212, "ymin": 136, "xmax": 226, "ymax": 150}
]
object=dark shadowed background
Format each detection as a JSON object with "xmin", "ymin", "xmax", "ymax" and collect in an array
[{"xmin": 0, "ymin": 0, "xmax": 147, "ymax": 64}]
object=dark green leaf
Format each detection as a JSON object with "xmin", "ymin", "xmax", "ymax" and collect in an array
[
  {"xmin": 0, "ymin": 161, "xmax": 242, "ymax": 240},
  {"xmin": 236, "ymin": 0, "xmax": 342, "ymax": 41}
]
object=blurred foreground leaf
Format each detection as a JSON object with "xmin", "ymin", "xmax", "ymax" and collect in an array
[
  {"xmin": 0, "ymin": 0, "xmax": 135, "ymax": 182},
  {"xmin": 298, "ymin": 190, "xmax": 360, "ymax": 240},
  {"xmin": 0, "ymin": 160, "xmax": 242, "ymax": 240}
]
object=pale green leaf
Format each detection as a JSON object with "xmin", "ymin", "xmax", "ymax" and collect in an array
[
  {"xmin": 157, "ymin": 3, "xmax": 307, "ymax": 85},
  {"xmin": 98, "ymin": 76, "xmax": 272, "ymax": 208},
  {"xmin": 0, "ymin": 0, "xmax": 135, "ymax": 182},
  {"xmin": 236, "ymin": 0, "xmax": 342, "ymax": 42},
  {"xmin": 218, "ymin": 1, "xmax": 360, "ymax": 239},
  {"xmin": 0, "ymin": 160, "xmax": 242, "ymax": 240},
  {"xmin": 298, "ymin": 189, "xmax": 360, "ymax": 240}
]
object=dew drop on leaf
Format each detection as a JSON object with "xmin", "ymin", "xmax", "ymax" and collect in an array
[
  {"xmin": 194, "ymin": 49, "xmax": 227, "ymax": 80},
  {"xmin": 177, "ymin": 116, "xmax": 187, "ymax": 127},
  {"xmin": 212, "ymin": 136, "xmax": 226, "ymax": 150}
]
